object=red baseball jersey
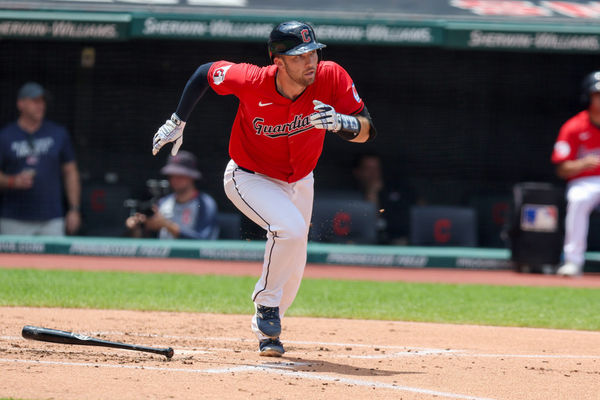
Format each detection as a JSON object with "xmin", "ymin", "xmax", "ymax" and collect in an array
[
  {"xmin": 552, "ymin": 110, "xmax": 600, "ymax": 181},
  {"xmin": 208, "ymin": 60, "xmax": 365, "ymax": 183}
]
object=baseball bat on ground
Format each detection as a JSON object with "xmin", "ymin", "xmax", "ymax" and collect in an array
[{"xmin": 21, "ymin": 325, "xmax": 174, "ymax": 359}]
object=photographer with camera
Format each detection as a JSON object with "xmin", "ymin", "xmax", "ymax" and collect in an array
[{"xmin": 125, "ymin": 151, "xmax": 219, "ymax": 240}]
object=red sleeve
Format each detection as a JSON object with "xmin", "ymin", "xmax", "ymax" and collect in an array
[
  {"xmin": 551, "ymin": 122, "xmax": 578, "ymax": 164},
  {"xmin": 327, "ymin": 62, "xmax": 365, "ymax": 115},
  {"xmin": 208, "ymin": 61, "xmax": 252, "ymax": 96}
]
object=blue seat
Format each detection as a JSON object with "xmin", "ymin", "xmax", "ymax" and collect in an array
[
  {"xmin": 410, "ymin": 206, "xmax": 477, "ymax": 247},
  {"xmin": 309, "ymin": 196, "xmax": 377, "ymax": 244},
  {"xmin": 81, "ymin": 183, "xmax": 132, "ymax": 237},
  {"xmin": 216, "ymin": 212, "xmax": 241, "ymax": 240},
  {"xmin": 469, "ymin": 195, "xmax": 511, "ymax": 248}
]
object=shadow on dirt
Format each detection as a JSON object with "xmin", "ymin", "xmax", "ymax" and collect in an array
[{"xmin": 262, "ymin": 358, "xmax": 425, "ymax": 377}]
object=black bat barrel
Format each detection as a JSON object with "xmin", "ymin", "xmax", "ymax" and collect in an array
[
  {"xmin": 22, "ymin": 325, "xmax": 89, "ymax": 344},
  {"xmin": 22, "ymin": 325, "xmax": 174, "ymax": 358}
]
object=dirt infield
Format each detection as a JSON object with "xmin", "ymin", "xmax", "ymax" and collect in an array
[
  {"xmin": 1, "ymin": 307, "xmax": 599, "ymax": 400},
  {"xmin": 1, "ymin": 254, "xmax": 600, "ymax": 399}
]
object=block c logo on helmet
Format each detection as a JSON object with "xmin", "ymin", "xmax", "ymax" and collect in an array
[{"xmin": 301, "ymin": 29, "xmax": 311, "ymax": 43}]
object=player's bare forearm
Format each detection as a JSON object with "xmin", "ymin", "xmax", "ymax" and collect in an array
[
  {"xmin": 349, "ymin": 106, "xmax": 377, "ymax": 143},
  {"xmin": 349, "ymin": 116, "xmax": 373, "ymax": 143}
]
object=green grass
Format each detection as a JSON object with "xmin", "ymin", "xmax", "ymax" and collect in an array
[{"xmin": 1, "ymin": 268, "xmax": 599, "ymax": 330}]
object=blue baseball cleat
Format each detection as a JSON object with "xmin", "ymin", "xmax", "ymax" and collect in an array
[
  {"xmin": 255, "ymin": 305, "xmax": 281, "ymax": 338},
  {"xmin": 259, "ymin": 338, "xmax": 285, "ymax": 357}
]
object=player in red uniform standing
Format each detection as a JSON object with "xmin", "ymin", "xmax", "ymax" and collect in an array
[
  {"xmin": 152, "ymin": 21, "xmax": 376, "ymax": 355},
  {"xmin": 552, "ymin": 71, "xmax": 600, "ymax": 277}
]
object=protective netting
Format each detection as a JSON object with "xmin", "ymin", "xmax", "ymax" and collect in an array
[{"xmin": 1, "ymin": 39, "xmax": 598, "ymax": 245}]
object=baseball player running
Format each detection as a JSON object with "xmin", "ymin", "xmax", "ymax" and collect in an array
[
  {"xmin": 552, "ymin": 71, "xmax": 600, "ymax": 277},
  {"xmin": 152, "ymin": 21, "xmax": 376, "ymax": 356}
]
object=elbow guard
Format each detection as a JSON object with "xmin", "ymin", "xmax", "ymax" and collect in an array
[{"xmin": 359, "ymin": 106, "xmax": 377, "ymax": 142}]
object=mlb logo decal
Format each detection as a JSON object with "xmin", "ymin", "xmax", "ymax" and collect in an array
[
  {"xmin": 521, "ymin": 204, "xmax": 558, "ymax": 232},
  {"xmin": 212, "ymin": 65, "xmax": 232, "ymax": 86},
  {"xmin": 352, "ymin": 83, "xmax": 361, "ymax": 103}
]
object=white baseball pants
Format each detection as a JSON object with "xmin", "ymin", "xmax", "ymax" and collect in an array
[
  {"xmin": 223, "ymin": 159, "xmax": 314, "ymax": 321},
  {"xmin": 563, "ymin": 176, "xmax": 600, "ymax": 267}
]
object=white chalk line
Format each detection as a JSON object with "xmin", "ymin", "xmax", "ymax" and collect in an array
[
  {"xmin": 0, "ymin": 357, "xmax": 495, "ymax": 400},
  {"xmin": 452, "ymin": 353, "xmax": 600, "ymax": 359},
  {"xmin": 331, "ymin": 349, "xmax": 457, "ymax": 359},
  {"xmin": 1, "ymin": 336, "xmax": 22, "ymax": 340}
]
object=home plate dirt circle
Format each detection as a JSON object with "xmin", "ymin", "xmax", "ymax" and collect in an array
[{"xmin": 1, "ymin": 307, "xmax": 599, "ymax": 400}]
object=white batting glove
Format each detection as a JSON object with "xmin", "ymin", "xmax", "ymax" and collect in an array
[
  {"xmin": 152, "ymin": 113, "xmax": 186, "ymax": 156},
  {"xmin": 309, "ymin": 100, "xmax": 341, "ymax": 132}
]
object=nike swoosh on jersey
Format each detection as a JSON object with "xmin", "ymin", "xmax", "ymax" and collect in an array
[{"xmin": 259, "ymin": 101, "xmax": 273, "ymax": 107}]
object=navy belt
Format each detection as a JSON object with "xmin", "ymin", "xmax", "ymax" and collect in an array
[{"xmin": 237, "ymin": 166, "xmax": 255, "ymax": 174}]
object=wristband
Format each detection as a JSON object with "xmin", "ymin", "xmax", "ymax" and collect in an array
[
  {"xmin": 69, "ymin": 205, "xmax": 80, "ymax": 212},
  {"xmin": 170, "ymin": 113, "xmax": 184, "ymax": 126},
  {"xmin": 334, "ymin": 114, "xmax": 361, "ymax": 141}
]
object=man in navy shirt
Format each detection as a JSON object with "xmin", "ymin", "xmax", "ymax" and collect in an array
[
  {"xmin": 0, "ymin": 82, "xmax": 81, "ymax": 236},
  {"xmin": 125, "ymin": 151, "xmax": 219, "ymax": 239}
]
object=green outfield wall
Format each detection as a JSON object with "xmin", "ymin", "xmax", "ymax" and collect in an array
[
  {"xmin": 3, "ymin": 235, "xmax": 599, "ymax": 272},
  {"xmin": 0, "ymin": 235, "xmax": 510, "ymax": 269}
]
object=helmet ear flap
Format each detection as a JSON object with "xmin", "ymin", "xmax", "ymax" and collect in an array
[{"xmin": 268, "ymin": 48, "xmax": 274, "ymax": 64}]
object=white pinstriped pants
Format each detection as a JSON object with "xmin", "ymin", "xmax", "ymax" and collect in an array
[
  {"xmin": 223, "ymin": 159, "xmax": 314, "ymax": 326},
  {"xmin": 564, "ymin": 176, "xmax": 600, "ymax": 266}
]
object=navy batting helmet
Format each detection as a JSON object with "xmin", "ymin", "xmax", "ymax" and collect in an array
[
  {"xmin": 581, "ymin": 70, "xmax": 600, "ymax": 106},
  {"xmin": 268, "ymin": 21, "xmax": 326, "ymax": 62}
]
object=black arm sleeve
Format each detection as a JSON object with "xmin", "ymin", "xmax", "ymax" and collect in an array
[
  {"xmin": 174, "ymin": 62, "xmax": 214, "ymax": 122},
  {"xmin": 357, "ymin": 105, "xmax": 377, "ymax": 142}
]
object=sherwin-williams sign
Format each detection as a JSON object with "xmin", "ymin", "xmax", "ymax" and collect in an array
[
  {"xmin": 445, "ymin": 22, "xmax": 600, "ymax": 53},
  {"xmin": 132, "ymin": 17, "xmax": 272, "ymax": 40},
  {"xmin": 12, "ymin": 0, "xmax": 600, "ymax": 21},
  {"xmin": 0, "ymin": 11, "xmax": 130, "ymax": 40},
  {"xmin": 1, "ymin": 7, "xmax": 600, "ymax": 53},
  {"xmin": 130, "ymin": 16, "xmax": 442, "ymax": 46}
]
